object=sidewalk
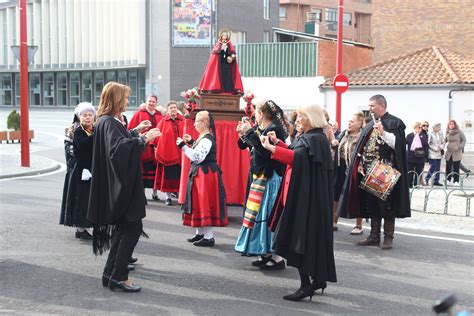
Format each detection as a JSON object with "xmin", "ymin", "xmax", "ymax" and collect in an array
[{"xmin": 0, "ymin": 142, "xmax": 61, "ymax": 179}]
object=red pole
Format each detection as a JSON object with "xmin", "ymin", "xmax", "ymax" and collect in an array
[
  {"xmin": 19, "ymin": 0, "xmax": 30, "ymax": 167},
  {"xmin": 335, "ymin": 0, "xmax": 344, "ymax": 127}
]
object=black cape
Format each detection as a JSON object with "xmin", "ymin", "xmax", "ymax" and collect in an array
[
  {"xmin": 273, "ymin": 128, "xmax": 337, "ymax": 282},
  {"xmin": 337, "ymin": 112, "xmax": 411, "ymax": 219},
  {"xmin": 87, "ymin": 115, "xmax": 147, "ymax": 226},
  {"xmin": 60, "ymin": 126, "xmax": 94, "ymax": 227}
]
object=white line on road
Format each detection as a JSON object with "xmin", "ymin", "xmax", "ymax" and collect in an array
[{"xmin": 338, "ymin": 222, "xmax": 474, "ymax": 244}]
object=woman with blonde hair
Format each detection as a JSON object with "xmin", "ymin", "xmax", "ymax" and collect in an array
[
  {"xmin": 87, "ymin": 82, "xmax": 161, "ymax": 292},
  {"xmin": 406, "ymin": 121, "xmax": 429, "ymax": 188},
  {"xmin": 262, "ymin": 104, "xmax": 336, "ymax": 301}
]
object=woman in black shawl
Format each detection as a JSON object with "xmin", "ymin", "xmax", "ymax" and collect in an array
[
  {"xmin": 261, "ymin": 104, "xmax": 336, "ymax": 301},
  {"xmin": 87, "ymin": 82, "xmax": 161, "ymax": 292}
]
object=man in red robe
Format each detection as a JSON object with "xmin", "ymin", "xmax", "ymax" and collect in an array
[
  {"xmin": 153, "ymin": 101, "xmax": 185, "ymax": 205},
  {"xmin": 128, "ymin": 95, "xmax": 163, "ymax": 199},
  {"xmin": 198, "ymin": 29, "xmax": 244, "ymax": 95}
]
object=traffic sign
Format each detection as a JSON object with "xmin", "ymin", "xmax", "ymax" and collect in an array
[{"xmin": 333, "ymin": 74, "xmax": 349, "ymax": 94}]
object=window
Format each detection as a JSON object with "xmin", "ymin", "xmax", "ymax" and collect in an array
[
  {"xmin": 231, "ymin": 31, "xmax": 246, "ymax": 45},
  {"xmin": 14, "ymin": 73, "xmax": 19, "ymax": 106},
  {"xmin": 118, "ymin": 70, "xmax": 128, "ymax": 84},
  {"xmin": 94, "ymin": 71, "xmax": 104, "ymax": 106},
  {"xmin": 43, "ymin": 73, "xmax": 54, "ymax": 106},
  {"xmin": 56, "ymin": 73, "xmax": 67, "ymax": 106},
  {"xmin": 29, "ymin": 73, "xmax": 41, "ymax": 106},
  {"xmin": 0, "ymin": 74, "xmax": 12, "ymax": 106},
  {"xmin": 311, "ymin": 8, "xmax": 322, "ymax": 22},
  {"xmin": 343, "ymin": 12, "xmax": 352, "ymax": 26},
  {"xmin": 106, "ymin": 71, "xmax": 116, "ymax": 83},
  {"xmin": 263, "ymin": 0, "xmax": 269, "ymax": 20},
  {"xmin": 139, "ymin": 69, "xmax": 146, "ymax": 104},
  {"xmin": 263, "ymin": 31, "xmax": 270, "ymax": 43},
  {"xmin": 129, "ymin": 70, "xmax": 138, "ymax": 107},
  {"xmin": 279, "ymin": 6, "xmax": 287, "ymax": 21},
  {"xmin": 325, "ymin": 9, "xmax": 338, "ymax": 31},
  {"xmin": 1, "ymin": 10, "xmax": 7, "ymax": 67},
  {"xmin": 82, "ymin": 71, "xmax": 92, "ymax": 102},
  {"xmin": 69, "ymin": 72, "xmax": 80, "ymax": 107}
]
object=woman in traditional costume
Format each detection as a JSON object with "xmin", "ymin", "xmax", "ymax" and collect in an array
[
  {"xmin": 235, "ymin": 100, "xmax": 288, "ymax": 270},
  {"xmin": 177, "ymin": 111, "xmax": 227, "ymax": 247},
  {"xmin": 262, "ymin": 104, "xmax": 337, "ymax": 301},
  {"xmin": 153, "ymin": 101, "xmax": 185, "ymax": 205},
  {"xmin": 198, "ymin": 28, "xmax": 244, "ymax": 95},
  {"xmin": 60, "ymin": 103, "xmax": 95, "ymax": 239},
  {"xmin": 128, "ymin": 95, "xmax": 163, "ymax": 200}
]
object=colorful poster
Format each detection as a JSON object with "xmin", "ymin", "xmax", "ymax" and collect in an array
[{"xmin": 172, "ymin": 0, "xmax": 213, "ymax": 46}]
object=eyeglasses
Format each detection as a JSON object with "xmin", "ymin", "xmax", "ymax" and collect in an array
[{"xmin": 422, "ymin": 125, "xmax": 429, "ymax": 127}]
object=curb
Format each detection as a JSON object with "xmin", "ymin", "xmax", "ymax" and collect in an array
[{"xmin": 0, "ymin": 156, "xmax": 62, "ymax": 180}]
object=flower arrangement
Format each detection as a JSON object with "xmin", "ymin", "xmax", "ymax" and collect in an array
[
  {"xmin": 241, "ymin": 90, "xmax": 255, "ymax": 119},
  {"xmin": 180, "ymin": 87, "xmax": 200, "ymax": 113}
]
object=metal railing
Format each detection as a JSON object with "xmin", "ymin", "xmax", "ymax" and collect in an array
[
  {"xmin": 408, "ymin": 171, "xmax": 472, "ymax": 216},
  {"xmin": 236, "ymin": 42, "xmax": 318, "ymax": 77}
]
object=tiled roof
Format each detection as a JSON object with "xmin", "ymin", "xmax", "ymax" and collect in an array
[{"xmin": 321, "ymin": 46, "xmax": 474, "ymax": 87}]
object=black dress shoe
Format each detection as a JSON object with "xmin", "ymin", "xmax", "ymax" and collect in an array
[
  {"xmin": 129, "ymin": 257, "xmax": 138, "ymax": 264},
  {"xmin": 259, "ymin": 259, "xmax": 285, "ymax": 271},
  {"xmin": 283, "ymin": 287, "xmax": 314, "ymax": 301},
  {"xmin": 165, "ymin": 198, "xmax": 172, "ymax": 206},
  {"xmin": 108, "ymin": 279, "xmax": 141, "ymax": 292},
  {"xmin": 193, "ymin": 238, "xmax": 215, "ymax": 247},
  {"xmin": 151, "ymin": 193, "xmax": 159, "ymax": 201},
  {"xmin": 127, "ymin": 265, "xmax": 135, "ymax": 271},
  {"xmin": 251, "ymin": 255, "xmax": 272, "ymax": 267},
  {"xmin": 102, "ymin": 275, "xmax": 110, "ymax": 287},
  {"xmin": 75, "ymin": 230, "xmax": 93, "ymax": 240},
  {"xmin": 187, "ymin": 234, "xmax": 204, "ymax": 242},
  {"xmin": 433, "ymin": 182, "xmax": 443, "ymax": 186}
]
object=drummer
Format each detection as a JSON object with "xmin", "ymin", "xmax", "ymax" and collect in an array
[{"xmin": 337, "ymin": 94, "xmax": 410, "ymax": 250}]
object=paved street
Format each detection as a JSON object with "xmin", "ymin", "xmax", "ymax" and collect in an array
[{"xmin": 0, "ymin": 109, "xmax": 473, "ymax": 315}]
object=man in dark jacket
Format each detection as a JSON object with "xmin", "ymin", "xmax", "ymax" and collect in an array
[{"xmin": 338, "ymin": 95, "xmax": 410, "ymax": 250}]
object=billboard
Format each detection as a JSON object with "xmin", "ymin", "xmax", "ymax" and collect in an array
[{"xmin": 172, "ymin": 0, "xmax": 213, "ymax": 46}]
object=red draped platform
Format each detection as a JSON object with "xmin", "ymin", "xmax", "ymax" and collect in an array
[{"xmin": 178, "ymin": 118, "xmax": 250, "ymax": 205}]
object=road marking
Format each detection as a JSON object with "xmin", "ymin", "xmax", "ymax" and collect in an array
[{"xmin": 338, "ymin": 222, "xmax": 474, "ymax": 244}]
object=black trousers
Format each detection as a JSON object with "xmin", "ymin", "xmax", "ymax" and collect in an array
[
  {"xmin": 446, "ymin": 158, "xmax": 460, "ymax": 182},
  {"xmin": 407, "ymin": 162, "xmax": 425, "ymax": 187},
  {"xmin": 103, "ymin": 219, "xmax": 142, "ymax": 282}
]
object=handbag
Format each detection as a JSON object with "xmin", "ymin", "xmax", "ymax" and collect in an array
[
  {"xmin": 414, "ymin": 148, "xmax": 425, "ymax": 158},
  {"xmin": 359, "ymin": 160, "xmax": 401, "ymax": 201}
]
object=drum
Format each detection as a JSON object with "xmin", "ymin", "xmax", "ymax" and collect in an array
[{"xmin": 359, "ymin": 160, "xmax": 401, "ymax": 201}]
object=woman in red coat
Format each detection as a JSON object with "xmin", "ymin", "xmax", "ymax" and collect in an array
[
  {"xmin": 128, "ymin": 95, "xmax": 163, "ymax": 199},
  {"xmin": 198, "ymin": 28, "xmax": 244, "ymax": 95},
  {"xmin": 153, "ymin": 101, "xmax": 185, "ymax": 205}
]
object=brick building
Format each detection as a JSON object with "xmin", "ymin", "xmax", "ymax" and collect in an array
[
  {"xmin": 372, "ymin": 0, "xmax": 474, "ymax": 62},
  {"xmin": 279, "ymin": 0, "xmax": 372, "ymax": 44}
]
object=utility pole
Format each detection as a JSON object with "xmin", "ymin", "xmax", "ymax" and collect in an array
[{"xmin": 19, "ymin": 0, "xmax": 30, "ymax": 167}]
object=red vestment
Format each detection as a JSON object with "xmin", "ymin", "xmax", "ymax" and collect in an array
[{"xmin": 198, "ymin": 40, "xmax": 244, "ymax": 95}]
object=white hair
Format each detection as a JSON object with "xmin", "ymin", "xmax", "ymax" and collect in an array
[{"xmin": 74, "ymin": 102, "xmax": 96, "ymax": 118}]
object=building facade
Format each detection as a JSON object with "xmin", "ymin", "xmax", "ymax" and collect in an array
[
  {"xmin": 0, "ymin": 0, "xmax": 279, "ymax": 107},
  {"xmin": 279, "ymin": 0, "xmax": 372, "ymax": 44},
  {"xmin": 371, "ymin": 0, "xmax": 474, "ymax": 62}
]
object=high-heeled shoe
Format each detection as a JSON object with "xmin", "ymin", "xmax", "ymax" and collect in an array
[
  {"xmin": 311, "ymin": 280, "xmax": 327, "ymax": 294},
  {"xmin": 108, "ymin": 279, "xmax": 141, "ymax": 292},
  {"xmin": 283, "ymin": 287, "xmax": 314, "ymax": 301}
]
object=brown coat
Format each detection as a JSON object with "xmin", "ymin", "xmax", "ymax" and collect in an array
[{"xmin": 445, "ymin": 129, "xmax": 466, "ymax": 162}]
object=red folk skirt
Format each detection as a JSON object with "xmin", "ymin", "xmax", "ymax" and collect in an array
[{"xmin": 182, "ymin": 168, "xmax": 228, "ymax": 228}]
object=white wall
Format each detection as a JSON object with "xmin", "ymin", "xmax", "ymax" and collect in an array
[
  {"xmin": 242, "ymin": 77, "xmax": 326, "ymax": 110},
  {"xmin": 323, "ymin": 88, "xmax": 474, "ymax": 151}
]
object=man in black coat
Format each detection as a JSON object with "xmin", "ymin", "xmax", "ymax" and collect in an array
[{"xmin": 338, "ymin": 94, "xmax": 410, "ymax": 250}]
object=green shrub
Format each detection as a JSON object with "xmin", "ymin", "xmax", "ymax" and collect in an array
[{"xmin": 7, "ymin": 110, "xmax": 21, "ymax": 131}]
